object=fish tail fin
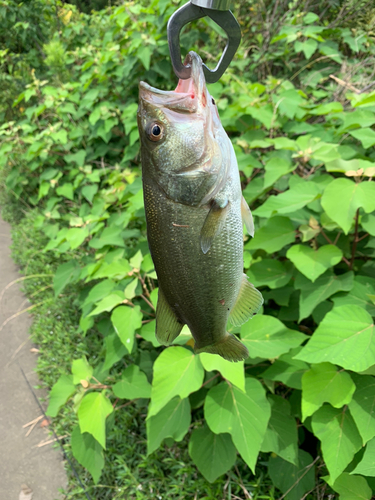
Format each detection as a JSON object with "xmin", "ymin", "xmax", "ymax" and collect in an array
[{"xmin": 194, "ymin": 333, "xmax": 249, "ymax": 362}]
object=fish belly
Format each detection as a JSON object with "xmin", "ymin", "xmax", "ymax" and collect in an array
[{"xmin": 143, "ymin": 179, "xmax": 243, "ymax": 348}]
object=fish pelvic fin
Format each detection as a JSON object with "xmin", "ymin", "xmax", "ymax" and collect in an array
[
  {"xmin": 241, "ymin": 195, "xmax": 254, "ymax": 237},
  {"xmin": 200, "ymin": 200, "xmax": 229, "ymax": 254},
  {"xmin": 156, "ymin": 288, "xmax": 184, "ymax": 345},
  {"xmin": 230, "ymin": 274, "xmax": 264, "ymax": 327},
  {"xmin": 194, "ymin": 333, "xmax": 249, "ymax": 362}
]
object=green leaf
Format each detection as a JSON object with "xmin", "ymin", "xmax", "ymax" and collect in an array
[
  {"xmin": 111, "ymin": 305, "xmax": 142, "ymax": 353},
  {"xmin": 362, "ymin": 214, "xmax": 375, "ymax": 236},
  {"xmin": 247, "ymin": 259, "xmax": 292, "ymax": 289},
  {"xmin": 146, "ymin": 397, "xmax": 191, "ymax": 455},
  {"xmin": 301, "ymin": 362, "xmax": 356, "ymax": 420},
  {"xmin": 64, "ymin": 150, "xmax": 86, "ymax": 167},
  {"xmin": 246, "ymin": 216, "xmax": 296, "ymax": 253},
  {"xmin": 88, "ymin": 292, "xmax": 124, "ymax": 316},
  {"xmin": 113, "ymin": 365, "xmax": 151, "ymax": 399},
  {"xmin": 349, "ymin": 128, "xmax": 375, "ymax": 149},
  {"xmin": 78, "ymin": 392, "xmax": 113, "ymax": 449},
  {"xmin": 261, "ymin": 395, "xmax": 298, "ymax": 465},
  {"xmin": 287, "ymin": 244, "xmax": 343, "ymax": 282},
  {"xmin": 189, "ymin": 425, "xmax": 237, "ymax": 483},
  {"xmin": 46, "ymin": 374, "xmax": 76, "ymax": 417},
  {"xmin": 349, "ymin": 374, "xmax": 375, "ymax": 445},
  {"xmin": 352, "ymin": 437, "xmax": 375, "ymax": 476},
  {"xmin": 332, "ymin": 276, "xmax": 375, "ymax": 317},
  {"xmin": 294, "ymin": 39, "xmax": 318, "ymax": 59},
  {"xmin": 199, "ymin": 353, "xmax": 245, "ymax": 392},
  {"xmin": 71, "ymin": 426, "xmax": 104, "ymax": 484},
  {"xmin": 263, "ymin": 158, "xmax": 295, "ymax": 189},
  {"xmin": 204, "ymin": 378, "xmax": 271, "ymax": 472},
  {"xmin": 83, "ymin": 279, "xmax": 116, "ymax": 307},
  {"xmin": 66, "ymin": 227, "xmax": 89, "ymax": 250},
  {"xmin": 295, "ymin": 270, "xmax": 354, "ymax": 320},
  {"xmin": 53, "ymin": 260, "xmax": 80, "ymax": 297},
  {"xmin": 103, "ymin": 333, "xmax": 127, "ymax": 371},
  {"xmin": 254, "ymin": 182, "xmax": 321, "ymax": 218},
  {"xmin": 89, "ymin": 226, "xmax": 125, "ymax": 249},
  {"xmin": 82, "ymin": 184, "xmax": 98, "ymax": 203},
  {"xmin": 240, "ymin": 315, "xmax": 306, "ymax": 359},
  {"xmin": 262, "ymin": 348, "xmax": 309, "ymax": 390},
  {"xmin": 148, "ymin": 347, "xmax": 204, "ymax": 417},
  {"xmin": 325, "ymin": 157, "xmax": 374, "ymax": 175},
  {"xmin": 268, "ymin": 450, "xmax": 315, "ymax": 500},
  {"xmin": 311, "ymin": 405, "xmax": 362, "ymax": 482},
  {"xmin": 56, "ymin": 182, "xmax": 74, "ymax": 201},
  {"xmin": 72, "ymin": 357, "xmax": 94, "ymax": 385},
  {"xmin": 321, "ymin": 178, "xmax": 375, "ymax": 234},
  {"xmin": 331, "ymin": 473, "xmax": 372, "ymax": 500},
  {"xmin": 295, "ymin": 305, "xmax": 375, "ymax": 372}
]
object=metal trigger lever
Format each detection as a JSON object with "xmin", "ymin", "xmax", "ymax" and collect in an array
[{"xmin": 167, "ymin": 0, "xmax": 241, "ymax": 84}]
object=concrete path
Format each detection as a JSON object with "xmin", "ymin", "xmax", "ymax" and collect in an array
[{"xmin": 0, "ymin": 216, "xmax": 67, "ymax": 499}]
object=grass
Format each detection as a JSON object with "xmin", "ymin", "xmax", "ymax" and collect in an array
[{"xmin": 0, "ymin": 201, "xmax": 277, "ymax": 500}]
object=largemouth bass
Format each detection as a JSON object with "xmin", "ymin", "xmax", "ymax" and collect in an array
[{"xmin": 137, "ymin": 51, "xmax": 263, "ymax": 362}]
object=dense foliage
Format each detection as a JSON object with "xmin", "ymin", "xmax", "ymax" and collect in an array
[{"xmin": 1, "ymin": 0, "xmax": 375, "ymax": 498}]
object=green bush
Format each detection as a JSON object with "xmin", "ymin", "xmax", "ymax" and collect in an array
[{"xmin": 2, "ymin": 0, "xmax": 375, "ymax": 498}]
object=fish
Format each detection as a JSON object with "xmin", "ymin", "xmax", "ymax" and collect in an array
[{"xmin": 137, "ymin": 51, "xmax": 263, "ymax": 362}]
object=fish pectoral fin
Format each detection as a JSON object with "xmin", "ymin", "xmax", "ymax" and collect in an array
[
  {"xmin": 200, "ymin": 200, "xmax": 229, "ymax": 254},
  {"xmin": 229, "ymin": 274, "xmax": 264, "ymax": 326},
  {"xmin": 155, "ymin": 288, "xmax": 184, "ymax": 345},
  {"xmin": 194, "ymin": 333, "xmax": 248, "ymax": 362},
  {"xmin": 241, "ymin": 196, "xmax": 254, "ymax": 237}
]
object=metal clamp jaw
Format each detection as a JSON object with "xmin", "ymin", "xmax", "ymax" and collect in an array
[{"xmin": 167, "ymin": 0, "xmax": 241, "ymax": 83}]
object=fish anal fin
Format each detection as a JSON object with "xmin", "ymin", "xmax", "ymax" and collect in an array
[
  {"xmin": 156, "ymin": 288, "xmax": 184, "ymax": 345},
  {"xmin": 229, "ymin": 274, "xmax": 263, "ymax": 327},
  {"xmin": 194, "ymin": 333, "xmax": 248, "ymax": 362},
  {"xmin": 241, "ymin": 196, "xmax": 254, "ymax": 237},
  {"xmin": 200, "ymin": 201, "xmax": 229, "ymax": 254}
]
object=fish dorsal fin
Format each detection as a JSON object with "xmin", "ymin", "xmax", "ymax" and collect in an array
[
  {"xmin": 200, "ymin": 200, "xmax": 229, "ymax": 254},
  {"xmin": 241, "ymin": 196, "xmax": 254, "ymax": 237},
  {"xmin": 229, "ymin": 274, "xmax": 263, "ymax": 326},
  {"xmin": 156, "ymin": 288, "xmax": 184, "ymax": 345}
]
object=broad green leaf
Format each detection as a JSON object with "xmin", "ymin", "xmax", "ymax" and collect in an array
[
  {"xmin": 83, "ymin": 279, "xmax": 116, "ymax": 307},
  {"xmin": 349, "ymin": 128, "xmax": 375, "ymax": 149},
  {"xmin": 88, "ymin": 292, "xmax": 124, "ymax": 316},
  {"xmin": 199, "ymin": 353, "xmax": 245, "ymax": 392},
  {"xmin": 321, "ymin": 178, "xmax": 375, "ymax": 234},
  {"xmin": 246, "ymin": 216, "xmax": 296, "ymax": 254},
  {"xmin": 301, "ymin": 362, "xmax": 356, "ymax": 420},
  {"xmin": 362, "ymin": 214, "xmax": 375, "ymax": 236},
  {"xmin": 240, "ymin": 315, "xmax": 306, "ymax": 359},
  {"xmin": 113, "ymin": 365, "xmax": 151, "ymax": 399},
  {"xmin": 72, "ymin": 357, "xmax": 93, "ymax": 385},
  {"xmin": 261, "ymin": 395, "xmax": 298, "ymax": 465},
  {"xmin": 311, "ymin": 405, "xmax": 362, "ymax": 482},
  {"xmin": 78, "ymin": 392, "xmax": 113, "ymax": 449},
  {"xmin": 332, "ymin": 276, "xmax": 375, "ymax": 317},
  {"xmin": 89, "ymin": 226, "xmax": 125, "ymax": 249},
  {"xmin": 147, "ymin": 397, "xmax": 191, "ymax": 454},
  {"xmin": 81, "ymin": 184, "xmax": 98, "ymax": 203},
  {"xmin": 148, "ymin": 347, "xmax": 204, "ymax": 417},
  {"xmin": 352, "ymin": 437, "xmax": 375, "ymax": 476},
  {"xmin": 295, "ymin": 270, "xmax": 354, "ymax": 320},
  {"xmin": 189, "ymin": 425, "xmax": 237, "ymax": 483},
  {"xmin": 111, "ymin": 305, "xmax": 142, "ymax": 353},
  {"xmin": 275, "ymin": 89, "xmax": 304, "ymax": 119},
  {"xmin": 204, "ymin": 378, "xmax": 271, "ymax": 472},
  {"xmin": 66, "ymin": 227, "xmax": 89, "ymax": 250},
  {"xmin": 287, "ymin": 244, "xmax": 343, "ymax": 282},
  {"xmin": 254, "ymin": 182, "xmax": 321, "ymax": 218},
  {"xmin": 263, "ymin": 158, "xmax": 295, "ymax": 189},
  {"xmin": 310, "ymin": 102, "xmax": 343, "ymax": 115},
  {"xmin": 262, "ymin": 348, "xmax": 309, "ymax": 389},
  {"xmin": 53, "ymin": 260, "xmax": 80, "ymax": 297},
  {"xmin": 331, "ymin": 473, "xmax": 372, "ymax": 500},
  {"xmin": 91, "ymin": 259, "xmax": 132, "ymax": 280},
  {"xmin": 64, "ymin": 150, "xmax": 86, "ymax": 166},
  {"xmin": 295, "ymin": 305, "xmax": 375, "ymax": 372},
  {"xmin": 294, "ymin": 39, "xmax": 318, "ymax": 59},
  {"xmin": 46, "ymin": 374, "xmax": 76, "ymax": 417},
  {"xmin": 247, "ymin": 259, "xmax": 292, "ymax": 289},
  {"xmin": 56, "ymin": 183, "xmax": 74, "ymax": 201},
  {"xmin": 71, "ymin": 426, "xmax": 104, "ymax": 484},
  {"xmin": 103, "ymin": 333, "xmax": 127, "ymax": 371},
  {"xmin": 326, "ymin": 158, "xmax": 374, "ymax": 175},
  {"xmin": 268, "ymin": 450, "xmax": 315, "ymax": 500},
  {"xmin": 349, "ymin": 374, "xmax": 375, "ymax": 444}
]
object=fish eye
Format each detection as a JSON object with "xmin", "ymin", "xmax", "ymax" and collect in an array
[
  {"xmin": 148, "ymin": 122, "xmax": 164, "ymax": 142},
  {"xmin": 211, "ymin": 98, "xmax": 215, "ymax": 105}
]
